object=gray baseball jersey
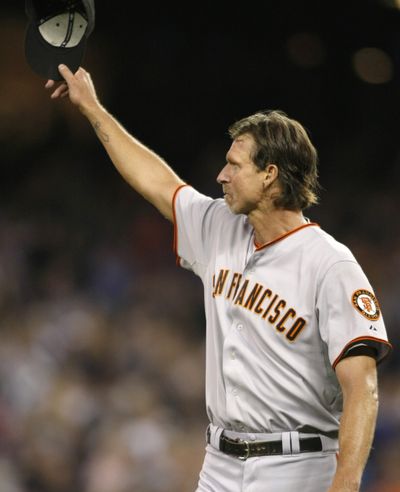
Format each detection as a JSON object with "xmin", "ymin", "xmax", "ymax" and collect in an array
[{"xmin": 173, "ymin": 185, "xmax": 391, "ymax": 435}]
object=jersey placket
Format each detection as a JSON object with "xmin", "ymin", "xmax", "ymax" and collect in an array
[{"xmin": 221, "ymin": 248, "xmax": 260, "ymax": 431}]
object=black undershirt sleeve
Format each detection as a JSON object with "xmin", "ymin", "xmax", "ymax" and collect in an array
[{"xmin": 341, "ymin": 346, "xmax": 377, "ymax": 360}]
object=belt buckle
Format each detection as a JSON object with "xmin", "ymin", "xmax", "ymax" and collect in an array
[{"xmin": 238, "ymin": 440, "xmax": 250, "ymax": 461}]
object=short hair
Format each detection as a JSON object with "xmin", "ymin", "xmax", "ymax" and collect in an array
[{"xmin": 228, "ymin": 110, "xmax": 320, "ymax": 210}]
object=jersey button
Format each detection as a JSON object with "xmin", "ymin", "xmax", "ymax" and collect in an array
[
  {"xmin": 237, "ymin": 324, "xmax": 243, "ymax": 331},
  {"xmin": 231, "ymin": 350, "xmax": 236, "ymax": 360}
]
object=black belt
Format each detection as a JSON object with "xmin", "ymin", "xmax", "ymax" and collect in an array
[{"xmin": 208, "ymin": 430, "xmax": 323, "ymax": 460}]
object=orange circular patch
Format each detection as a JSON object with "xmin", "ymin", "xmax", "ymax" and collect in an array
[{"xmin": 352, "ymin": 289, "xmax": 381, "ymax": 321}]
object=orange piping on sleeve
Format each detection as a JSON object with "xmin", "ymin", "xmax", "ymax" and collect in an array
[
  {"xmin": 332, "ymin": 336, "xmax": 393, "ymax": 370},
  {"xmin": 172, "ymin": 184, "xmax": 191, "ymax": 266}
]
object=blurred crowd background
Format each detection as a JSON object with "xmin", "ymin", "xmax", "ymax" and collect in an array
[{"xmin": 0, "ymin": 1, "xmax": 400, "ymax": 491}]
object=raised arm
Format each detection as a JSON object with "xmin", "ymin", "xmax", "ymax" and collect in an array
[
  {"xmin": 46, "ymin": 64, "xmax": 186, "ymax": 222},
  {"xmin": 328, "ymin": 355, "xmax": 379, "ymax": 492}
]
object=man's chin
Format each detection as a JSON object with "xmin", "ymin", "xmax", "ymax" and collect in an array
[
  {"xmin": 225, "ymin": 201, "xmax": 243, "ymax": 215},
  {"xmin": 224, "ymin": 195, "xmax": 244, "ymax": 214}
]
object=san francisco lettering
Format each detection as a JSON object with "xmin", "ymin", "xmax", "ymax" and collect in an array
[{"xmin": 212, "ymin": 269, "xmax": 306, "ymax": 342}]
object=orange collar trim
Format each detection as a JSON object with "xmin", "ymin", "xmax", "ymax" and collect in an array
[{"xmin": 254, "ymin": 222, "xmax": 320, "ymax": 251}]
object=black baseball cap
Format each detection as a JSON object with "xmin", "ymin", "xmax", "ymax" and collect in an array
[{"xmin": 25, "ymin": 0, "xmax": 95, "ymax": 80}]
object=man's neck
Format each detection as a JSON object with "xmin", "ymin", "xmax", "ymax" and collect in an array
[{"xmin": 248, "ymin": 207, "xmax": 308, "ymax": 247}]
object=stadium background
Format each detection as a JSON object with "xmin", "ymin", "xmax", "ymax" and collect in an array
[{"xmin": 0, "ymin": 1, "xmax": 399, "ymax": 490}]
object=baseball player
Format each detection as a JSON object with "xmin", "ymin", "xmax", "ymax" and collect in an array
[{"xmin": 46, "ymin": 65, "xmax": 392, "ymax": 492}]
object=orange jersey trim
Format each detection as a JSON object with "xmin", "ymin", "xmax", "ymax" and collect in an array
[
  {"xmin": 172, "ymin": 184, "xmax": 191, "ymax": 266},
  {"xmin": 254, "ymin": 222, "xmax": 320, "ymax": 250},
  {"xmin": 332, "ymin": 336, "xmax": 393, "ymax": 370}
]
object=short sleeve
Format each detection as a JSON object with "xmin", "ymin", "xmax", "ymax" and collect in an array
[
  {"xmin": 172, "ymin": 185, "xmax": 228, "ymax": 276},
  {"xmin": 316, "ymin": 260, "xmax": 392, "ymax": 369}
]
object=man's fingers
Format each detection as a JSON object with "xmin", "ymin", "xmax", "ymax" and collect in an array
[
  {"xmin": 46, "ymin": 65, "xmax": 89, "ymax": 103},
  {"xmin": 50, "ymin": 82, "xmax": 68, "ymax": 99},
  {"xmin": 58, "ymin": 63, "xmax": 74, "ymax": 81}
]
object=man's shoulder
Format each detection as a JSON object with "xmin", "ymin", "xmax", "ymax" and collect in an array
[
  {"xmin": 176, "ymin": 186, "xmax": 247, "ymax": 237},
  {"xmin": 305, "ymin": 225, "xmax": 356, "ymax": 263},
  {"xmin": 177, "ymin": 185, "xmax": 239, "ymax": 221}
]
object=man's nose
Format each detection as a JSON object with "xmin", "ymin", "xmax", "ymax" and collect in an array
[{"xmin": 217, "ymin": 165, "xmax": 229, "ymax": 184}]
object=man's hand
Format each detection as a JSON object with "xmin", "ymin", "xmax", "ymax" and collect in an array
[{"xmin": 45, "ymin": 65, "xmax": 99, "ymax": 115}]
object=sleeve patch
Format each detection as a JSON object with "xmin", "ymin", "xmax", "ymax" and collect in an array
[{"xmin": 351, "ymin": 289, "xmax": 381, "ymax": 321}]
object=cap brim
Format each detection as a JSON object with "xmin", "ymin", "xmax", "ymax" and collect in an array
[{"xmin": 25, "ymin": 22, "xmax": 87, "ymax": 80}]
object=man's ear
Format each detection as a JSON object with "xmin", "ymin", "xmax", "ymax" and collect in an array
[{"xmin": 263, "ymin": 164, "xmax": 279, "ymax": 188}]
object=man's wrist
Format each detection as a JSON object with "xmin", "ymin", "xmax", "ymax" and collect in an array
[
  {"xmin": 79, "ymin": 98, "xmax": 103, "ymax": 118},
  {"xmin": 329, "ymin": 474, "xmax": 361, "ymax": 491}
]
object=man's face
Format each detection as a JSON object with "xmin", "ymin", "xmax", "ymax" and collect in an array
[{"xmin": 216, "ymin": 133, "xmax": 266, "ymax": 215}]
